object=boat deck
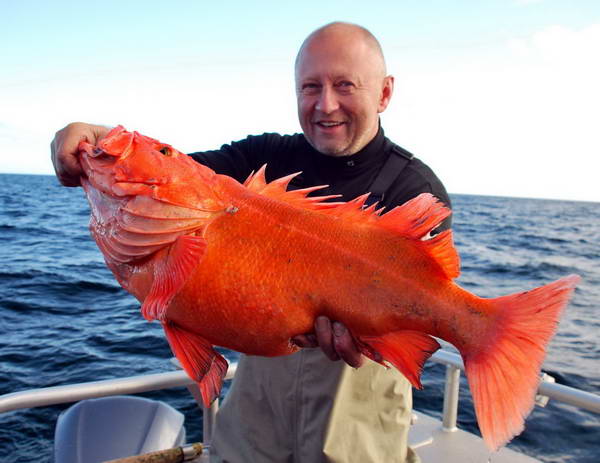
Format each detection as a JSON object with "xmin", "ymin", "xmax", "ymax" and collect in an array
[
  {"xmin": 2, "ymin": 349, "xmax": 599, "ymax": 462},
  {"xmin": 409, "ymin": 412, "xmax": 540, "ymax": 462}
]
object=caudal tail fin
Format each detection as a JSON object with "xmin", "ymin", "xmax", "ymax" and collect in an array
[{"xmin": 463, "ymin": 274, "xmax": 580, "ymax": 451}]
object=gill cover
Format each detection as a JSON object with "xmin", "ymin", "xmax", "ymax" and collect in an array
[{"xmin": 79, "ymin": 125, "xmax": 226, "ymax": 266}]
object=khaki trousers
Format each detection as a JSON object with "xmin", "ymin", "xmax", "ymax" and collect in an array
[{"xmin": 210, "ymin": 349, "xmax": 420, "ymax": 463}]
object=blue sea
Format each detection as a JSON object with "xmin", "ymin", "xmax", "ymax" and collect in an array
[{"xmin": 0, "ymin": 173, "xmax": 598, "ymax": 463}]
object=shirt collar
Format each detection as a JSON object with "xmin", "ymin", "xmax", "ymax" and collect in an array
[{"xmin": 307, "ymin": 125, "xmax": 388, "ymax": 169}]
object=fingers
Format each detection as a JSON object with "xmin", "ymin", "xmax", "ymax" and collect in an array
[
  {"xmin": 51, "ymin": 140, "xmax": 81, "ymax": 187},
  {"xmin": 50, "ymin": 122, "xmax": 110, "ymax": 187},
  {"xmin": 291, "ymin": 333, "xmax": 318, "ymax": 348},
  {"xmin": 50, "ymin": 124, "xmax": 85, "ymax": 187},
  {"xmin": 315, "ymin": 316, "xmax": 339, "ymax": 361},
  {"xmin": 292, "ymin": 316, "xmax": 365, "ymax": 368},
  {"xmin": 315, "ymin": 316, "xmax": 364, "ymax": 367},
  {"xmin": 332, "ymin": 322, "xmax": 364, "ymax": 368}
]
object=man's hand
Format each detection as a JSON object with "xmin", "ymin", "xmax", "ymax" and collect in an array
[
  {"xmin": 50, "ymin": 122, "xmax": 111, "ymax": 187},
  {"xmin": 292, "ymin": 316, "xmax": 364, "ymax": 368}
]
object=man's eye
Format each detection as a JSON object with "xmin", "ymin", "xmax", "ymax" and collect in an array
[
  {"xmin": 337, "ymin": 81, "xmax": 355, "ymax": 90},
  {"xmin": 301, "ymin": 83, "xmax": 320, "ymax": 94}
]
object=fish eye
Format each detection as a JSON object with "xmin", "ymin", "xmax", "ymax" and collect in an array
[{"xmin": 159, "ymin": 146, "xmax": 171, "ymax": 156}]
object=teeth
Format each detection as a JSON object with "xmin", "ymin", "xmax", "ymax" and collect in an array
[{"xmin": 319, "ymin": 122, "xmax": 342, "ymax": 127}]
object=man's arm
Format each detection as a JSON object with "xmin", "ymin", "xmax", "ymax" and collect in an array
[{"xmin": 51, "ymin": 122, "xmax": 111, "ymax": 187}]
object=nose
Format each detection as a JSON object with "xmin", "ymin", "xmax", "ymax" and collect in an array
[{"xmin": 315, "ymin": 85, "xmax": 339, "ymax": 114}]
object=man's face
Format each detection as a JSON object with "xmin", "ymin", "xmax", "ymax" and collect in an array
[{"xmin": 295, "ymin": 33, "xmax": 393, "ymax": 157}]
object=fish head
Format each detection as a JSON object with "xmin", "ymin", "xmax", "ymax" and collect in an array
[
  {"xmin": 79, "ymin": 125, "xmax": 194, "ymax": 198},
  {"xmin": 79, "ymin": 125, "xmax": 221, "ymax": 210},
  {"xmin": 78, "ymin": 125, "xmax": 221, "ymax": 287}
]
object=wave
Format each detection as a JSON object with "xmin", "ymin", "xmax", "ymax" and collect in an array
[{"xmin": 1, "ymin": 178, "xmax": 599, "ymax": 463}]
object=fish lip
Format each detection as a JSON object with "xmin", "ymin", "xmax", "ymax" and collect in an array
[
  {"xmin": 89, "ymin": 148, "xmax": 105, "ymax": 158},
  {"xmin": 88, "ymin": 147, "xmax": 122, "ymax": 159}
]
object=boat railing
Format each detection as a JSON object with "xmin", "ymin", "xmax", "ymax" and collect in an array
[{"xmin": 1, "ymin": 349, "xmax": 599, "ymax": 444}]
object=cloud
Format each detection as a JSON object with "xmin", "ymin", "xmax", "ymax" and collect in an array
[
  {"xmin": 0, "ymin": 60, "xmax": 300, "ymax": 176},
  {"xmin": 508, "ymin": 23, "xmax": 600, "ymax": 72},
  {"xmin": 384, "ymin": 22, "xmax": 600, "ymax": 201},
  {"xmin": 2, "ymin": 20, "xmax": 598, "ymax": 202}
]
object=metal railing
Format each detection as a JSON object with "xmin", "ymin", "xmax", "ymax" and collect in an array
[
  {"xmin": 1, "ymin": 349, "xmax": 599, "ymax": 443},
  {"xmin": 0, "ymin": 364, "xmax": 237, "ymax": 445},
  {"xmin": 429, "ymin": 349, "xmax": 600, "ymax": 433}
]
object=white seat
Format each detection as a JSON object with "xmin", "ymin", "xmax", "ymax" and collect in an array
[{"xmin": 54, "ymin": 395, "xmax": 185, "ymax": 463}]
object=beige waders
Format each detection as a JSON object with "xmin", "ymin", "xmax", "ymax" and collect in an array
[{"xmin": 210, "ymin": 349, "xmax": 420, "ymax": 463}]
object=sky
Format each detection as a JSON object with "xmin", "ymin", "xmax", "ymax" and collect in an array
[{"xmin": 1, "ymin": 0, "xmax": 599, "ymax": 202}]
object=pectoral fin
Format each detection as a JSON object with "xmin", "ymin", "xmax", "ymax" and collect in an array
[
  {"xmin": 163, "ymin": 322, "xmax": 228, "ymax": 407},
  {"xmin": 141, "ymin": 234, "xmax": 207, "ymax": 321},
  {"xmin": 359, "ymin": 331, "xmax": 441, "ymax": 389}
]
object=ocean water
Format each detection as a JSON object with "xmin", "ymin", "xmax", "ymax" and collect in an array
[{"xmin": 0, "ymin": 173, "xmax": 598, "ymax": 462}]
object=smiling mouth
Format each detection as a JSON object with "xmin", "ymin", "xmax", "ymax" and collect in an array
[{"xmin": 315, "ymin": 121, "xmax": 345, "ymax": 128}]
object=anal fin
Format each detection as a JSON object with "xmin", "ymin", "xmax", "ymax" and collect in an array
[
  {"xmin": 359, "ymin": 331, "xmax": 440, "ymax": 389},
  {"xmin": 163, "ymin": 322, "xmax": 228, "ymax": 407}
]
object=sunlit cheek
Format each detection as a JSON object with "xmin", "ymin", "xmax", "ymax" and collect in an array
[
  {"xmin": 299, "ymin": 96, "xmax": 312, "ymax": 107},
  {"xmin": 298, "ymin": 99, "xmax": 315, "ymax": 121}
]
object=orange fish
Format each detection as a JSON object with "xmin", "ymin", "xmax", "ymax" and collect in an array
[{"xmin": 78, "ymin": 126, "xmax": 579, "ymax": 451}]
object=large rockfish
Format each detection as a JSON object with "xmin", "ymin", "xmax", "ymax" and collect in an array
[{"xmin": 78, "ymin": 126, "xmax": 579, "ymax": 451}]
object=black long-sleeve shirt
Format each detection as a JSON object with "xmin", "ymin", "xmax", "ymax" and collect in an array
[{"xmin": 189, "ymin": 127, "xmax": 451, "ymax": 228}]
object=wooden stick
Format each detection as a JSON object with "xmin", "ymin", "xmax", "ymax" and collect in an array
[{"xmin": 103, "ymin": 442, "xmax": 204, "ymax": 463}]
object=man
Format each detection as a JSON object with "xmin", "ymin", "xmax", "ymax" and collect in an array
[{"xmin": 51, "ymin": 22, "xmax": 450, "ymax": 463}]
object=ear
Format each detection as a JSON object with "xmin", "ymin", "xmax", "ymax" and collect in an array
[{"xmin": 378, "ymin": 75, "xmax": 395, "ymax": 113}]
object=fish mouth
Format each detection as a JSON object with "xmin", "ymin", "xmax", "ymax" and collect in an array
[
  {"xmin": 89, "ymin": 147, "xmax": 108, "ymax": 158},
  {"xmin": 80, "ymin": 152, "xmax": 115, "ymax": 179},
  {"xmin": 81, "ymin": 149, "xmax": 165, "ymax": 188}
]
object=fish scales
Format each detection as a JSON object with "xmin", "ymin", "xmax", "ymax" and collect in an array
[
  {"xmin": 174, "ymin": 176, "xmax": 442, "ymax": 346},
  {"xmin": 78, "ymin": 126, "xmax": 580, "ymax": 451}
]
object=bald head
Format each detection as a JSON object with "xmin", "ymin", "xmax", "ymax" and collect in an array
[
  {"xmin": 295, "ymin": 22, "xmax": 387, "ymax": 78},
  {"xmin": 294, "ymin": 22, "xmax": 394, "ymax": 157}
]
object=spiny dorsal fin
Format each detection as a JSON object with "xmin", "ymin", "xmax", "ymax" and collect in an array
[
  {"xmin": 317, "ymin": 193, "xmax": 383, "ymax": 222},
  {"xmin": 244, "ymin": 165, "xmax": 341, "ymax": 210},
  {"xmin": 244, "ymin": 168, "xmax": 459, "ymax": 279},
  {"xmin": 420, "ymin": 229, "xmax": 460, "ymax": 279},
  {"xmin": 377, "ymin": 193, "xmax": 449, "ymax": 238},
  {"xmin": 243, "ymin": 165, "xmax": 269, "ymax": 191},
  {"xmin": 302, "ymin": 189, "xmax": 458, "ymax": 279},
  {"xmin": 378, "ymin": 193, "xmax": 459, "ymax": 279}
]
